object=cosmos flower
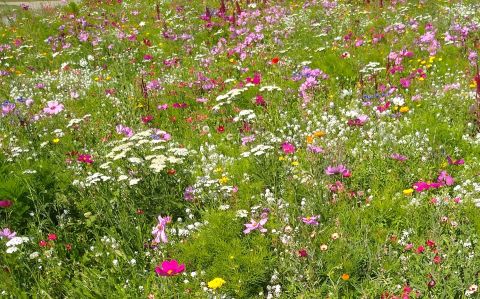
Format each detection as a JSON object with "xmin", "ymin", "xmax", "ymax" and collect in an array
[
  {"xmin": 152, "ymin": 215, "xmax": 171, "ymax": 243},
  {"xmin": 155, "ymin": 260, "xmax": 185, "ymax": 276},
  {"xmin": 43, "ymin": 101, "xmax": 64, "ymax": 115},
  {"xmin": 301, "ymin": 215, "xmax": 320, "ymax": 225},
  {"xmin": 243, "ymin": 213, "xmax": 268, "ymax": 234}
]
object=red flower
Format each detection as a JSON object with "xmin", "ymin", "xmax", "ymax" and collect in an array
[
  {"xmin": 167, "ymin": 169, "xmax": 176, "ymax": 175},
  {"xmin": 142, "ymin": 115, "xmax": 154, "ymax": 123},
  {"xmin": 65, "ymin": 244, "xmax": 72, "ymax": 251},
  {"xmin": 48, "ymin": 234, "xmax": 57, "ymax": 241},
  {"xmin": 216, "ymin": 125, "xmax": 225, "ymax": 133},
  {"xmin": 298, "ymin": 249, "xmax": 308, "ymax": 257},
  {"xmin": 428, "ymin": 279, "xmax": 436, "ymax": 288},
  {"xmin": 416, "ymin": 245, "xmax": 425, "ymax": 254},
  {"xmin": 426, "ymin": 239, "xmax": 435, "ymax": 248},
  {"xmin": 39, "ymin": 240, "xmax": 47, "ymax": 247},
  {"xmin": 271, "ymin": 57, "xmax": 279, "ymax": 64},
  {"xmin": 433, "ymin": 255, "xmax": 441, "ymax": 264}
]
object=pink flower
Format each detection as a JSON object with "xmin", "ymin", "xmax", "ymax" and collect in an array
[
  {"xmin": 243, "ymin": 213, "xmax": 268, "ymax": 234},
  {"xmin": 0, "ymin": 228, "xmax": 16, "ymax": 239},
  {"xmin": 43, "ymin": 101, "xmax": 64, "ymax": 115},
  {"xmin": 0, "ymin": 200, "xmax": 13, "ymax": 208},
  {"xmin": 281, "ymin": 142, "xmax": 295, "ymax": 154},
  {"xmin": 437, "ymin": 171, "xmax": 454, "ymax": 186},
  {"xmin": 447, "ymin": 156, "xmax": 464, "ymax": 165},
  {"xmin": 301, "ymin": 215, "xmax": 320, "ymax": 225},
  {"xmin": 325, "ymin": 165, "xmax": 350, "ymax": 177},
  {"xmin": 155, "ymin": 259, "xmax": 185, "ymax": 276},
  {"xmin": 152, "ymin": 215, "xmax": 171, "ymax": 243},
  {"xmin": 390, "ymin": 153, "xmax": 408, "ymax": 162},
  {"xmin": 241, "ymin": 135, "xmax": 255, "ymax": 146},
  {"xmin": 116, "ymin": 125, "xmax": 134, "ymax": 137}
]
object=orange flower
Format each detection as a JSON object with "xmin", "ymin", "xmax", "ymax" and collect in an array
[
  {"xmin": 306, "ymin": 135, "xmax": 314, "ymax": 144},
  {"xmin": 313, "ymin": 131, "xmax": 326, "ymax": 138},
  {"xmin": 341, "ymin": 273, "xmax": 350, "ymax": 281}
]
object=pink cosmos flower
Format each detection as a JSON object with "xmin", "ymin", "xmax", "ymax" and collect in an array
[
  {"xmin": 307, "ymin": 145, "xmax": 324, "ymax": 154},
  {"xmin": 152, "ymin": 215, "xmax": 171, "ymax": 243},
  {"xmin": 116, "ymin": 125, "xmax": 134, "ymax": 137},
  {"xmin": 241, "ymin": 135, "xmax": 255, "ymax": 146},
  {"xmin": 43, "ymin": 101, "xmax": 64, "ymax": 115},
  {"xmin": 243, "ymin": 213, "xmax": 268, "ymax": 234},
  {"xmin": 302, "ymin": 215, "xmax": 320, "ymax": 225},
  {"xmin": 347, "ymin": 115, "xmax": 369, "ymax": 126},
  {"xmin": 246, "ymin": 73, "xmax": 261, "ymax": 85},
  {"xmin": 0, "ymin": 228, "xmax": 16, "ymax": 239},
  {"xmin": 281, "ymin": 142, "xmax": 295, "ymax": 154},
  {"xmin": 437, "ymin": 171, "xmax": 454, "ymax": 186},
  {"xmin": 390, "ymin": 153, "xmax": 408, "ymax": 162},
  {"xmin": 447, "ymin": 156, "xmax": 464, "ymax": 165},
  {"xmin": 325, "ymin": 165, "xmax": 351, "ymax": 177},
  {"xmin": 155, "ymin": 259, "xmax": 185, "ymax": 276}
]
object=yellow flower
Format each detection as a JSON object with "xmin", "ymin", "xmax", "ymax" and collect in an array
[
  {"xmin": 403, "ymin": 189, "xmax": 414, "ymax": 196},
  {"xmin": 208, "ymin": 278, "xmax": 226, "ymax": 290},
  {"xmin": 278, "ymin": 156, "xmax": 285, "ymax": 161},
  {"xmin": 441, "ymin": 161, "xmax": 448, "ymax": 168},
  {"xmin": 341, "ymin": 273, "xmax": 350, "ymax": 281},
  {"xmin": 214, "ymin": 167, "xmax": 223, "ymax": 173},
  {"xmin": 399, "ymin": 106, "xmax": 409, "ymax": 113},
  {"xmin": 52, "ymin": 138, "xmax": 60, "ymax": 144},
  {"xmin": 218, "ymin": 176, "xmax": 229, "ymax": 184},
  {"xmin": 291, "ymin": 161, "xmax": 299, "ymax": 166}
]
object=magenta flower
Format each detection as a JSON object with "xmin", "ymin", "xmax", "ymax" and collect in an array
[
  {"xmin": 301, "ymin": 215, "xmax": 320, "ymax": 225},
  {"xmin": 155, "ymin": 259, "xmax": 185, "ymax": 276},
  {"xmin": 281, "ymin": 142, "xmax": 295, "ymax": 154},
  {"xmin": 347, "ymin": 115, "xmax": 369, "ymax": 126},
  {"xmin": 43, "ymin": 101, "xmax": 64, "ymax": 115},
  {"xmin": 0, "ymin": 228, "xmax": 16, "ymax": 239},
  {"xmin": 243, "ymin": 214, "xmax": 268, "ymax": 234},
  {"xmin": 447, "ymin": 156, "xmax": 464, "ymax": 165},
  {"xmin": 152, "ymin": 215, "xmax": 171, "ymax": 243},
  {"xmin": 77, "ymin": 154, "xmax": 93, "ymax": 164},
  {"xmin": 0, "ymin": 200, "xmax": 13, "ymax": 208}
]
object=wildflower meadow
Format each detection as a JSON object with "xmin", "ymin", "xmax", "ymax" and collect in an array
[{"xmin": 1, "ymin": 0, "xmax": 480, "ymax": 297}]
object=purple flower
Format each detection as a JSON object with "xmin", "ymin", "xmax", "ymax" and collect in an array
[
  {"xmin": 184, "ymin": 186, "xmax": 195, "ymax": 201},
  {"xmin": 1, "ymin": 102, "xmax": 15, "ymax": 116},
  {"xmin": 43, "ymin": 101, "xmax": 64, "ymax": 115},
  {"xmin": 152, "ymin": 215, "xmax": 171, "ymax": 244}
]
